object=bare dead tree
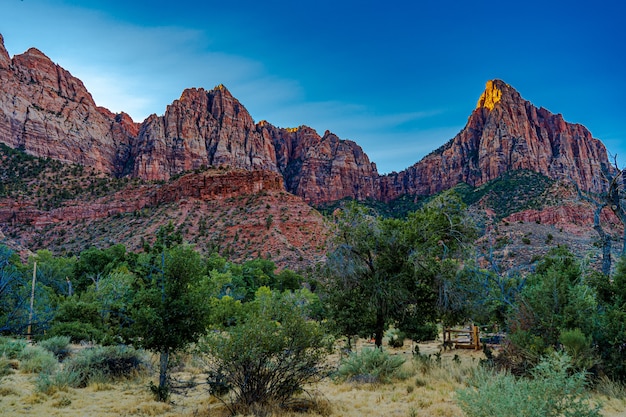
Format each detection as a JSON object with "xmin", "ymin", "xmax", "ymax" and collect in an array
[
  {"xmin": 606, "ymin": 157, "xmax": 626, "ymax": 256},
  {"xmin": 571, "ymin": 156, "xmax": 625, "ymax": 275},
  {"xmin": 576, "ymin": 186, "xmax": 612, "ymax": 275}
]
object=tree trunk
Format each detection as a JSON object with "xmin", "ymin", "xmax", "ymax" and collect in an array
[
  {"xmin": 374, "ymin": 310, "xmax": 385, "ymax": 348},
  {"xmin": 593, "ymin": 205, "xmax": 612, "ymax": 275},
  {"xmin": 159, "ymin": 349, "xmax": 169, "ymax": 394}
]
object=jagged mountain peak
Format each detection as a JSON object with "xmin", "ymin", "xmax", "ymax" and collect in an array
[
  {"xmin": 380, "ymin": 79, "xmax": 611, "ymax": 200},
  {"xmin": 475, "ymin": 79, "xmax": 527, "ymax": 112},
  {"xmin": 0, "ymin": 32, "xmax": 613, "ymax": 206}
]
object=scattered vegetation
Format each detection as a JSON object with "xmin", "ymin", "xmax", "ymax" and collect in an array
[
  {"xmin": 457, "ymin": 352, "xmax": 601, "ymax": 417},
  {"xmin": 335, "ymin": 348, "xmax": 406, "ymax": 384},
  {"xmin": 1, "ymin": 160, "xmax": 625, "ymax": 416},
  {"xmin": 453, "ymin": 169, "xmax": 555, "ymax": 219},
  {"xmin": 62, "ymin": 345, "xmax": 146, "ymax": 388}
]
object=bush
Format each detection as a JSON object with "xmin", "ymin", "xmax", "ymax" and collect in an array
[
  {"xmin": 35, "ymin": 369, "xmax": 81, "ymax": 394},
  {"xmin": 0, "ymin": 356, "xmax": 12, "ymax": 380},
  {"xmin": 63, "ymin": 345, "xmax": 146, "ymax": 387},
  {"xmin": 385, "ymin": 328, "xmax": 405, "ymax": 348},
  {"xmin": 456, "ymin": 352, "xmax": 601, "ymax": 417},
  {"xmin": 401, "ymin": 322, "xmax": 438, "ymax": 342},
  {"xmin": 18, "ymin": 345, "xmax": 58, "ymax": 374},
  {"xmin": 559, "ymin": 328, "xmax": 596, "ymax": 371},
  {"xmin": 336, "ymin": 348, "xmax": 406, "ymax": 383},
  {"xmin": 200, "ymin": 288, "xmax": 332, "ymax": 414},
  {"xmin": 0, "ymin": 337, "xmax": 27, "ymax": 359},
  {"xmin": 47, "ymin": 321, "xmax": 104, "ymax": 344},
  {"xmin": 39, "ymin": 336, "xmax": 71, "ymax": 361}
]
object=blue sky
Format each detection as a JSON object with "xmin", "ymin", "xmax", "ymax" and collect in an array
[{"xmin": 1, "ymin": 0, "xmax": 624, "ymax": 174}]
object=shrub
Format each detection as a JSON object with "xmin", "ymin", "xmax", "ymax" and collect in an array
[
  {"xmin": 401, "ymin": 322, "xmax": 438, "ymax": 342},
  {"xmin": 200, "ymin": 288, "xmax": 332, "ymax": 414},
  {"xmin": 0, "ymin": 356, "xmax": 12, "ymax": 380},
  {"xmin": 456, "ymin": 352, "xmax": 601, "ymax": 417},
  {"xmin": 63, "ymin": 345, "xmax": 146, "ymax": 387},
  {"xmin": 35, "ymin": 369, "xmax": 82, "ymax": 394},
  {"xmin": 39, "ymin": 336, "xmax": 71, "ymax": 361},
  {"xmin": 385, "ymin": 328, "xmax": 405, "ymax": 348},
  {"xmin": 18, "ymin": 345, "xmax": 58, "ymax": 374},
  {"xmin": 47, "ymin": 321, "xmax": 104, "ymax": 344},
  {"xmin": 336, "ymin": 348, "xmax": 406, "ymax": 383},
  {"xmin": 559, "ymin": 328, "xmax": 596, "ymax": 371},
  {"xmin": 0, "ymin": 337, "xmax": 27, "ymax": 359}
]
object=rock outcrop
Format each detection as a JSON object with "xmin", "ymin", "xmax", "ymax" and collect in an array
[
  {"xmin": 132, "ymin": 86, "xmax": 278, "ymax": 180},
  {"xmin": 381, "ymin": 80, "xmax": 612, "ymax": 200},
  {"xmin": 0, "ymin": 33, "xmax": 614, "ymax": 206},
  {"xmin": 0, "ymin": 169, "xmax": 284, "ymax": 227},
  {"xmin": 260, "ymin": 124, "xmax": 379, "ymax": 204},
  {"xmin": 0, "ymin": 36, "xmax": 138, "ymax": 175}
]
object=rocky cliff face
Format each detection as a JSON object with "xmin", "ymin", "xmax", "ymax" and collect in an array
[
  {"xmin": 131, "ymin": 86, "xmax": 278, "ymax": 180},
  {"xmin": 381, "ymin": 80, "xmax": 612, "ymax": 200},
  {"xmin": 0, "ymin": 34, "xmax": 614, "ymax": 206},
  {"xmin": 0, "ymin": 35, "xmax": 138, "ymax": 175},
  {"xmin": 260, "ymin": 124, "xmax": 379, "ymax": 203}
]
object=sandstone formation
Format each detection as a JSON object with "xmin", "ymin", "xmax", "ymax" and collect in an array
[
  {"xmin": 260, "ymin": 124, "xmax": 379, "ymax": 204},
  {"xmin": 0, "ymin": 169, "xmax": 284, "ymax": 227},
  {"xmin": 0, "ymin": 34, "xmax": 614, "ymax": 206},
  {"xmin": 132, "ymin": 86, "xmax": 279, "ymax": 180},
  {"xmin": 0, "ymin": 36, "xmax": 138, "ymax": 175},
  {"xmin": 380, "ymin": 80, "xmax": 612, "ymax": 200}
]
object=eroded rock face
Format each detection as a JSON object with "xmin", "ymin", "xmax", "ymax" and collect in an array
[
  {"xmin": 381, "ymin": 80, "xmax": 612, "ymax": 200},
  {"xmin": 260, "ymin": 124, "xmax": 379, "ymax": 204},
  {"xmin": 0, "ymin": 169, "xmax": 285, "ymax": 227},
  {"xmin": 0, "ymin": 37, "xmax": 138, "ymax": 175},
  {"xmin": 132, "ymin": 86, "xmax": 279, "ymax": 180},
  {"xmin": 0, "ymin": 32, "xmax": 614, "ymax": 207}
]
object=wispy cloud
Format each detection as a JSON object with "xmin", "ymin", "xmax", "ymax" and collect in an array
[{"xmin": 0, "ymin": 0, "xmax": 469, "ymax": 173}]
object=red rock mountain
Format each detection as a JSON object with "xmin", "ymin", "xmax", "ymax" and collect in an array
[
  {"xmin": 0, "ymin": 35, "xmax": 613, "ymax": 205},
  {"xmin": 0, "ymin": 34, "xmax": 138, "ymax": 176},
  {"xmin": 380, "ymin": 80, "xmax": 611, "ymax": 200}
]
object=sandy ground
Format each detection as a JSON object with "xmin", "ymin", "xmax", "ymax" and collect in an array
[{"xmin": 0, "ymin": 340, "xmax": 624, "ymax": 417}]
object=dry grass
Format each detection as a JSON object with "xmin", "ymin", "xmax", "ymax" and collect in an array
[{"xmin": 0, "ymin": 340, "xmax": 624, "ymax": 417}]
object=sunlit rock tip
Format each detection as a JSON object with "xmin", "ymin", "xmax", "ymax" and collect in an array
[{"xmin": 476, "ymin": 79, "xmax": 508, "ymax": 110}]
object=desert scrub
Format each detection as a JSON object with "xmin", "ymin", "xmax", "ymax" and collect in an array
[
  {"xmin": 335, "ymin": 348, "xmax": 406, "ymax": 383},
  {"xmin": 38, "ymin": 336, "xmax": 71, "ymax": 361},
  {"xmin": 384, "ymin": 328, "xmax": 406, "ymax": 348},
  {"xmin": 0, "ymin": 356, "xmax": 12, "ymax": 380},
  {"xmin": 200, "ymin": 288, "xmax": 332, "ymax": 415},
  {"xmin": 18, "ymin": 345, "xmax": 59, "ymax": 374},
  {"xmin": 0, "ymin": 337, "xmax": 27, "ymax": 359},
  {"xmin": 456, "ymin": 352, "xmax": 601, "ymax": 417},
  {"xmin": 63, "ymin": 345, "xmax": 146, "ymax": 387},
  {"xmin": 35, "ymin": 369, "xmax": 82, "ymax": 394}
]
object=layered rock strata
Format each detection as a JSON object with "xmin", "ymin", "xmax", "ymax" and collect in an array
[{"xmin": 0, "ymin": 34, "xmax": 614, "ymax": 205}]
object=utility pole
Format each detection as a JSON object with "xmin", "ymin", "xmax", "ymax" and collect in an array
[{"xmin": 27, "ymin": 261, "xmax": 37, "ymax": 341}]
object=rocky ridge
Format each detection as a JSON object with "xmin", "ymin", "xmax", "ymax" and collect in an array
[
  {"xmin": 0, "ymin": 35, "xmax": 138, "ymax": 176},
  {"xmin": 380, "ymin": 80, "xmax": 611, "ymax": 200},
  {"xmin": 0, "ymin": 35, "xmax": 613, "ymax": 207}
]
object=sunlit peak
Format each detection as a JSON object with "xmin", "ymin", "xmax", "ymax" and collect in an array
[{"xmin": 477, "ymin": 80, "xmax": 503, "ymax": 111}]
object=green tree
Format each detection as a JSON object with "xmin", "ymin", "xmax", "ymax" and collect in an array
[
  {"xmin": 503, "ymin": 247, "xmax": 599, "ymax": 373},
  {"xmin": 591, "ymin": 256, "xmax": 626, "ymax": 381},
  {"xmin": 323, "ymin": 193, "xmax": 476, "ymax": 348},
  {"xmin": 73, "ymin": 244, "xmax": 130, "ymax": 293},
  {"xmin": 0, "ymin": 245, "xmax": 29, "ymax": 333},
  {"xmin": 129, "ymin": 245, "xmax": 209, "ymax": 400}
]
